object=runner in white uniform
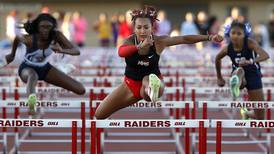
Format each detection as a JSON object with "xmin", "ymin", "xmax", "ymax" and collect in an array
[{"xmin": 5, "ymin": 13, "xmax": 85, "ymax": 115}]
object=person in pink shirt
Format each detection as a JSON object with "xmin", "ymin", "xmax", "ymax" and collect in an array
[{"xmin": 72, "ymin": 11, "xmax": 88, "ymax": 47}]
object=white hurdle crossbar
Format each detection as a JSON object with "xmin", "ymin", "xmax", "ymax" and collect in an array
[
  {"xmin": 0, "ymin": 119, "xmax": 274, "ymax": 154},
  {"xmin": 0, "ymin": 119, "xmax": 209, "ymax": 154}
]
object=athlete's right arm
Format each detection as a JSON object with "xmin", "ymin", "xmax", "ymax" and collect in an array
[
  {"xmin": 118, "ymin": 35, "xmax": 153, "ymax": 57},
  {"xmin": 118, "ymin": 36, "xmax": 138, "ymax": 57},
  {"xmin": 215, "ymin": 46, "xmax": 228, "ymax": 87},
  {"xmin": 6, "ymin": 35, "xmax": 29, "ymax": 64}
]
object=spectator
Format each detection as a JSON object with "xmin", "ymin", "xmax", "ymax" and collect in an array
[
  {"xmin": 254, "ymin": 22, "xmax": 270, "ymax": 48},
  {"xmin": 181, "ymin": 12, "xmax": 200, "ymax": 49},
  {"xmin": 117, "ymin": 10, "xmax": 133, "ymax": 47},
  {"xmin": 208, "ymin": 16, "xmax": 221, "ymax": 48},
  {"xmin": 93, "ymin": 13, "xmax": 112, "ymax": 47},
  {"xmin": 111, "ymin": 14, "xmax": 119, "ymax": 46},
  {"xmin": 180, "ymin": 12, "xmax": 199, "ymax": 35},
  {"xmin": 41, "ymin": 6, "xmax": 50, "ymax": 14},
  {"xmin": 195, "ymin": 11, "xmax": 208, "ymax": 35},
  {"xmin": 6, "ymin": 10, "xmax": 21, "ymax": 41},
  {"xmin": 61, "ymin": 12, "xmax": 74, "ymax": 41},
  {"xmin": 268, "ymin": 10, "xmax": 274, "ymax": 47},
  {"xmin": 155, "ymin": 10, "xmax": 171, "ymax": 35},
  {"xmin": 72, "ymin": 11, "xmax": 88, "ymax": 47},
  {"xmin": 231, "ymin": 7, "xmax": 240, "ymax": 20}
]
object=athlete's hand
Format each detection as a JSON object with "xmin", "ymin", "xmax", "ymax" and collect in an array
[
  {"xmin": 217, "ymin": 77, "xmax": 225, "ymax": 87},
  {"xmin": 51, "ymin": 42, "xmax": 63, "ymax": 53},
  {"xmin": 210, "ymin": 34, "xmax": 223, "ymax": 43},
  {"xmin": 239, "ymin": 59, "xmax": 253, "ymax": 67},
  {"xmin": 138, "ymin": 35, "xmax": 154, "ymax": 55},
  {"xmin": 5, "ymin": 53, "xmax": 15, "ymax": 64},
  {"xmin": 142, "ymin": 35, "xmax": 154, "ymax": 48}
]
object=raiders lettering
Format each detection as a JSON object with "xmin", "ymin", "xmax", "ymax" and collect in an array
[
  {"xmin": 130, "ymin": 102, "xmax": 162, "ymax": 108},
  {"xmin": 250, "ymin": 121, "xmax": 274, "ymax": 128},
  {"xmin": 124, "ymin": 121, "xmax": 171, "ymax": 127},
  {"xmin": 0, "ymin": 120, "xmax": 44, "ymax": 127},
  {"xmin": 37, "ymin": 88, "xmax": 67, "ymax": 93},
  {"xmin": 215, "ymin": 88, "xmax": 230, "ymax": 94},
  {"xmin": 19, "ymin": 101, "xmax": 58, "ymax": 107},
  {"xmin": 231, "ymin": 102, "xmax": 269, "ymax": 108}
]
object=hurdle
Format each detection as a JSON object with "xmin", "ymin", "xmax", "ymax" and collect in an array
[
  {"xmin": 0, "ymin": 100, "xmax": 88, "ymax": 154},
  {"xmin": 1, "ymin": 86, "xmax": 273, "ymax": 153},
  {"xmin": 198, "ymin": 100, "xmax": 273, "ymax": 135},
  {"xmin": 0, "ymin": 86, "xmax": 185, "ymax": 117},
  {"xmin": 1, "ymin": 119, "xmax": 274, "ymax": 153},
  {"xmin": 2, "ymin": 86, "xmax": 272, "ymax": 122},
  {"xmin": 0, "ymin": 119, "xmax": 209, "ymax": 154},
  {"xmin": 188, "ymin": 87, "xmax": 273, "ymax": 127},
  {"xmin": 213, "ymin": 120, "xmax": 274, "ymax": 154},
  {"xmin": 194, "ymin": 101, "xmax": 273, "ymax": 154},
  {"xmin": 0, "ymin": 119, "xmax": 82, "ymax": 154},
  {"xmin": 90, "ymin": 100, "xmax": 195, "ymax": 153},
  {"xmin": 0, "ymin": 86, "xmax": 184, "ymax": 96},
  {"xmin": 0, "ymin": 99, "xmax": 195, "ymax": 154}
]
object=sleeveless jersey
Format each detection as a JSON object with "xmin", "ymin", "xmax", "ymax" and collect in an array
[
  {"xmin": 227, "ymin": 38, "xmax": 261, "ymax": 76},
  {"xmin": 124, "ymin": 35, "xmax": 161, "ymax": 80},
  {"xmin": 24, "ymin": 35, "xmax": 53, "ymax": 67}
]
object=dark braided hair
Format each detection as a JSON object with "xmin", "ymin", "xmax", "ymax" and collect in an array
[
  {"xmin": 23, "ymin": 13, "xmax": 57, "ymax": 41},
  {"xmin": 224, "ymin": 20, "xmax": 252, "ymax": 38},
  {"xmin": 131, "ymin": 5, "xmax": 159, "ymax": 25},
  {"xmin": 23, "ymin": 13, "xmax": 58, "ymax": 58}
]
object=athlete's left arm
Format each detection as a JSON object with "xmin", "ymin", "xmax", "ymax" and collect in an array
[
  {"xmin": 52, "ymin": 31, "xmax": 80, "ymax": 55},
  {"xmin": 248, "ymin": 39, "xmax": 269, "ymax": 63},
  {"xmin": 159, "ymin": 34, "xmax": 223, "ymax": 47}
]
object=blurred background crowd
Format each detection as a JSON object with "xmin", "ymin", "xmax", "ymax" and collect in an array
[{"xmin": 0, "ymin": 0, "xmax": 273, "ymax": 50}]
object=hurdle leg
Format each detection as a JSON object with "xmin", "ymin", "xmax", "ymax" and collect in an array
[
  {"xmin": 14, "ymin": 107, "xmax": 19, "ymax": 154},
  {"xmin": 266, "ymin": 133, "xmax": 271, "ymax": 154},
  {"xmin": 81, "ymin": 102, "xmax": 86, "ymax": 154},
  {"xmin": 96, "ymin": 128, "xmax": 102, "ymax": 154},
  {"xmin": 191, "ymin": 89, "xmax": 196, "ymax": 132},
  {"xmin": 90, "ymin": 121, "xmax": 96, "ymax": 154},
  {"xmin": 185, "ymin": 103, "xmax": 190, "ymax": 154},
  {"xmin": 199, "ymin": 121, "xmax": 206, "ymax": 154},
  {"xmin": 72, "ymin": 121, "xmax": 77, "ymax": 154},
  {"xmin": 216, "ymin": 121, "xmax": 222, "ymax": 154},
  {"xmin": 2, "ymin": 89, "xmax": 7, "ymax": 154}
]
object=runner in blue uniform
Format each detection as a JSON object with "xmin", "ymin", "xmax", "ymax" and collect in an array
[{"xmin": 215, "ymin": 21, "xmax": 269, "ymax": 119}]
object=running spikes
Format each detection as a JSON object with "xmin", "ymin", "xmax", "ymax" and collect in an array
[
  {"xmin": 230, "ymin": 75, "xmax": 240, "ymax": 98},
  {"xmin": 148, "ymin": 74, "xmax": 161, "ymax": 103},
  {"xmin": 28, "ymin": 94, "xmax": 37, "ymax": 115}
]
